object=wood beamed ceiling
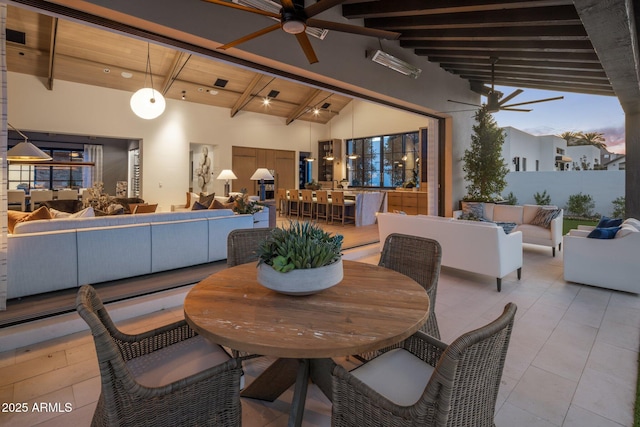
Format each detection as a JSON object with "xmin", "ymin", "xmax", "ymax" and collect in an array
[{"xmin": 342, "ymin": 0, "xmax": 615, "ymax": 96}]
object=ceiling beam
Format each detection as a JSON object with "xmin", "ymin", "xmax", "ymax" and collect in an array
[
  {"xmin": 401, "ymin": 40, "xmax": 594, "ymax": 51},
  {"xmin": 46, "ymin": 16, "xmax": 58, "ymax": 91},
  {"xmin": 230, "ymin": 73, "xmax": 263, "ymax": 118},
  {"xmin": 399, "ymin": 25, "xmax": 588, "ymax": 40},
  {"xmin": 364, "ymin": 5, "xmax": 580, "ymax": 30},
  {"xmin": 160, "ymin": 51, "xmax": 191, "ymax": 95},
  {"xmin": 426, "ymin": 56, "xmax": 605, "ymax": 70},
  {"xmin": 415, "ymin": 49, "xmax": 601, "ymax": 62},
  {"xmin": 343, "ymin": 0, "xmax": 573, "ymax": 19},
  {"xmin": 441, "ymin": 64, "xmax": 609, "ymax": 80},
  {"xmin": 286, "ymin": 88, "xmax": 322, "ymax": 125}
]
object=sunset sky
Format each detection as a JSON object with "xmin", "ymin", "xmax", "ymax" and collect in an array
[{"xmin": 491, "ymin": 85, "xmax": 626, "ymax": 154}]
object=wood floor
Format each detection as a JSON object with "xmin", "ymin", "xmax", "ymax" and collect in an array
[{"xmin": 0, "ymin": 220, "xmax": 380, "ymax": 327}]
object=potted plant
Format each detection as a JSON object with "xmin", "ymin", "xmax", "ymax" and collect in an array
[
  {"xmin": 304, "ymin": 179, "xmax": 321, "ymax": 190},
  {"xmin": 256, "ymin": 221, "xmax": 344, "ymax": 295}
]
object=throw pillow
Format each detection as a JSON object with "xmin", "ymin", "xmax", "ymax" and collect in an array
[
  {"xmin": 8, "ymin": 210, "xmax": 29, "ymax": 233},
  {"xmin": 596, "ymin": 216, "xmax": 623, "ymax": 228},
  {"xmin": 185, "ymin": 192, "xmax": 200, "ymax": 208},
  {"xmin": 191, "ymin": 201, "xmax": 209, "ymax": 210},
  {"xmin": 461, "ymin": 202, "xmax": 485, "ymax": 220},
  {"xmin": 587, "ymin": 226, "xmax": 621, "ymax": 239},
  {"xmin": 623, "ymin": 218, "xmax": 640, "ymax": 231},
  {"xmin": 615, "ymin": 224, "xmax": 638, "ymax": 238},
  {"xmin": 211, "ymin": 199, "xmax": 235, "ymax": 210},
  {"xmin": 198, "ymin": 192, "xmax": 216, "ymax": 208},
  {"xmin": 9, "ymin": 206, "xmax": 52, "ymax": 233},
  {"xmin": 49, "ymin": 208, "xmax": 71, "ymax": 218},
  {"xmin": 70, "ymin": 207, "xmax": 95, "ymax": 218},
  {"xmin": 529, "ymin": 207, "xmax": 561, "ymax": 229}
]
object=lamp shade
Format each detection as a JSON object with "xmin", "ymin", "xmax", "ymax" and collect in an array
[
  {"xmin": 250, "ymin": 168, "xmax": 274, "ymax": 181},
  {"xmin": 130, "ymin": 87, "xmax": 166, "ymax": 119},
  {"xmin": 7, "ymin": 141, "xmax": 52, "ymax": 161},
  {"xmin": 216, "ymin": 169, "xmax": 238, "ymax": 180}
]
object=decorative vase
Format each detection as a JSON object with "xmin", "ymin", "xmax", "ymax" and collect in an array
[{"xmin": 257, "ymin": 259, "xmax": 344, "ymax": 295}]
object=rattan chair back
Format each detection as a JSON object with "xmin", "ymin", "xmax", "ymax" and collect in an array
[{"xmin": 227, "ymin": 228, "xmax": 273, "ymax": 267}]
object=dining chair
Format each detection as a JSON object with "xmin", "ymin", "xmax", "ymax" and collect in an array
[
  {"xmin": 76, "ymin": 285, "xmax": 243, "ymax": 427},
  {"xmin": 132, "ymin": 203, "xmax": 158, "ymax": 214},
  {"xmin": 288, "ymin": 189, "xmax": 301, "ymax": 219},
  {"xmin": 56, "ymin": 188, "xmax": 79, "ymax": 200},
  {"xmin": 226, "ymin": 228, "xmax": 273, "ymax": 361},
  {"xmin": 276, "ymin": 188, "xmax": 288, "ymax": 217},
  {"xmin": 300, "ymin": 189, "xmax": 315, "ymax": 220},
  {"xmin": 29, "ymin": 189, "xmax": 54, "ymax": 211},
  {"xmin": 7, "ymin": 189, "xmax": 26, "ymax": 211},
  {"xmin": 332, "ymin": 303, "xmax": 517, "ymax": 427},
  {"xmin": 331, "ymin": 191, "xmax": 355, "ymax": 225},
  {"xmin": 315, "ymin": 190, "xmax": 331, "ymax": 223}
]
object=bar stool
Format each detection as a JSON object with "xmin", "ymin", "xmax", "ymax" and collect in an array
[
  {"xmin": 300, "ymin": 189, "xmax": 315, "ymax": 221},
  {"xmin": 288, "ymin": 189, "xmax": 301, "ymax": 218},
  {"xmin": 331, "ymin": 191, "xmax": 356, "ymax": 225},
  {"xmin": 315, "ymin": 190, "xmax": 330, "ymax": 223},
  {"xmin": 277, "ymin": 188, "xmax": 288, "ymax": 217}
]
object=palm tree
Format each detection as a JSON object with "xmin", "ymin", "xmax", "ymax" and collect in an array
[
  {"xmin": 579, "ymin": 132, "xmax": 607, "ymax": 149},
  {"xmin": 558, "ymin": 131, "xmax": 584, "ymax": 145}
]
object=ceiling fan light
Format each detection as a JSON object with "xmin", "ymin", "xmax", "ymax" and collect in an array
[
  {"xmin": 282, "ymin": 20, "xmax": 306, "ymax": 34},
  {"xmin": 130, "ymin": 88, "xmax": 166, "ymax": 120}
]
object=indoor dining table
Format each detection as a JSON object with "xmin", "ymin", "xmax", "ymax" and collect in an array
[{"xmin": 184, "ymin": 259, "xmax": 430, "ymax": 427}]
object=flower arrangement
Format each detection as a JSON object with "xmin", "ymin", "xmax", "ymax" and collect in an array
[
  {"xmin": 83, "ymin": 182, "xmax": 112, "ymax": 211},
  {"xmin": 231, "ymin": 189, "xmax": 262, "ymax": 215},
  {"xmin": 257, "ymin": 221, "xmax": 343, "ymax": 273}
]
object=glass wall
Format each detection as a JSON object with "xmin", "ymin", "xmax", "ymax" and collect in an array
[
  {"xmin": 8, "ymin": 148, "xmax": 85, "ymax": 191},
  {"xmin": 346, "ymin": 131, "xmax": 419, "ymax": 188}
]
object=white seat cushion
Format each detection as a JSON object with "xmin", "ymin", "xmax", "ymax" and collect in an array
[
  {"xmin": 350, "ymin": 348, "xmax": 434, "ymax": 406},
  {"xmin": 126, "ymin": 335, "xmax": 238, "ymax": 388}
]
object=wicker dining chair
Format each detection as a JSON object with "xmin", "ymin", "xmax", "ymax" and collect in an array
[
  {"xmin": 226, "ymin": 228, "xmax": 273, "ymax": 360},
  {"xmin": 76, "ymin": 285, "xmax": 242, "ymax": 427},
  {"xmin": 332, "ymin": 303, "xmax": 517, "ymax": 427}
]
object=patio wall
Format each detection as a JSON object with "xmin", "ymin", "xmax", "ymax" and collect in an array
[{"xmin": 504, "ymin": 171, "xmax": 625, "ymax": 217}]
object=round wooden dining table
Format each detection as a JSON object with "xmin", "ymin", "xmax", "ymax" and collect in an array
[{"xmin": 184, "ymin": 259, "xmax": 430, "ymax": 427}]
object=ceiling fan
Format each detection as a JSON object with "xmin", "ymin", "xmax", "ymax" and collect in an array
[
  {"xmin": 448, "ymin": 58, "xmax": 564, "ymax": 113},
  {"xmin": 202, "ymin": 0, "xmax": 400, "ymax": 64}
]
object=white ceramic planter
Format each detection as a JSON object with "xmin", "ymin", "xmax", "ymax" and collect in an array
[{"xmin": 257, "ymin": 259, "xmax": 344, "ymax": 295}]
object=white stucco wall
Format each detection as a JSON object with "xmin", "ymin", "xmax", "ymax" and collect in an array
[{"xmin": 566, "ymin": 145, "xmax": 602, "ymax": 169}]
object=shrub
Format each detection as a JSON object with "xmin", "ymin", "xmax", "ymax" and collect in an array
[
  {"xmin": 612, "ymin": 196, "xmax": 625, "ymax": 218},
  {"xmin": 503, "ymin": 192, "xmax": 518, "ymax": 205},
  {"xmin": 533, "ymin": 190, "xmax": 551, "ymax": 205},
  {"xmin": 565, "ymin": 192, "xmax": 595, "ymax": 218}
]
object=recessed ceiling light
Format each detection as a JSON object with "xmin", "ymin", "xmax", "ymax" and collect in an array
[
  {"xmin": 208, "ymin": 90, "xmax": 219, "ymax": 95},
  {"xmin": 121, "ymin": 71, "xmax": 133, "ymax": 78}
]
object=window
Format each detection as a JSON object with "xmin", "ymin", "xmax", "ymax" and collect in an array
[
  {"xmin": 346, "ymin": 131, "xmax": 419, "ymax": 188},
  {"xmin": 522, "ymin": 157, "xmax": 527, "ymax": 171},
  {"xmin": 536, "ymin": 160, "xmax": 539, "ymax": 171},
  {"xmin": 8, "ymin": 148, "xmax": 85, "ymax": 191}
]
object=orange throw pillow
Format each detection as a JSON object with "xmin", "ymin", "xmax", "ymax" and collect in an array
[
  {"xmin": 7, "ymin": 210, "xmax": 28, "ymax": 233},
  {"xmin": 8, "ymin": 206, "xmax": 51, "ymax": 233}
]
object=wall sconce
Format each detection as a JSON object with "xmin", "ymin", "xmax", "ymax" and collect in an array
[{"xmin": 216, "ymin": 169, "xmax": 237, "ymax": 197}]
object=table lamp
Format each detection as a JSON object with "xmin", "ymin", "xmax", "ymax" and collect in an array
[
  {"xmin": 250, "ymin": 168, "xmax": 274, "ymax": 201},
  {"xmin": 216, "ymin": 169, "xmax": 237, "ymax": 197}
]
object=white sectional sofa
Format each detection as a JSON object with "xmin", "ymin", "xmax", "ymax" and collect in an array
[
  {"xmin": 455, "ymin": 203, "xmax": 564, "ymax": 256},
  {"xmin": 563, "ymin": 219, "xmax": 640, "ymax": 293},
  {"xmin": 377, "ymin": 213, "xmax": 522, "ymax": 291},
  {"xmin": 7, "ymin": 209, "xmax": 254, "ymax": 299}
]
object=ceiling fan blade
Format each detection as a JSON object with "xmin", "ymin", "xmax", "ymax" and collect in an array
[
  {"xmin": 295, "ymin": 32, "xmax": 319, "ymax": 64},
  {"xmin": 280, "ymin": 0, "xmax": 295, "ymax": 9},
  {"xmin": 447, "ymin": 99, "xmax": 482, "ymax": 108},
  {"xmin": 500, "ymin": 108, "xmax": 532, "ymax": 112},
  {"xmin": 202, "ymin": 0, "xmax": 280, "ymax": 18},
  {"xmin": 307, "ymin": 19, "xmax": 400, "ymax": 40},
  {"xmin": 218, "ymin": 23, "xmax": 281, "ymax": 50},
  {"xmin": 498, "ymin": 89, "xmax": 523, "ymax": 106},
  {"xmin": 305, "ymin": 0, "xmax": 347, "ymax": 18},
  {"xmin": 501, "ymin": 96, "xmax": 564, "ymax": 109}
]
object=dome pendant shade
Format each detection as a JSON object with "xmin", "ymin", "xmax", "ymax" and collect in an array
[{"xmin": 130, "ymin": 88, "xmax": 166, "ymax": 120}]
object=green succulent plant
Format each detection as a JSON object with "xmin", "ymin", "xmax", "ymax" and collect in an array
[{"xmin": 257, "ymin": 221, "xmax": 343, "ymax": 273}]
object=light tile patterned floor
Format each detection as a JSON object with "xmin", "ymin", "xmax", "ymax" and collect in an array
[{"xmin": 0, "ymin": 243, "xmax": 637, "ymax": 426}]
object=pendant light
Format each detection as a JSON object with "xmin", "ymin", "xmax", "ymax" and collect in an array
[
  {"xmin": 130, "ymin": 43, "xmax": 166, "ymax": 120},
  {"xmin": 347, "ymin": 101, "xmax": 359, "ymax": 159},
  {"xmin": 7, "ymin": 123, "xmax": 52, "ymax": 161},
  {"xmin": 304, "ymin": 121, "xmax": 316, "ymax": 162}
]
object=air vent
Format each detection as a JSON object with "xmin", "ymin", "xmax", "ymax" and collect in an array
[
  {"xmin": 214, "ymin": 78, "xmax": 228, "ymax": 88},
  {"xmin": 6, "ymin": 29, "xmax": 26, "ymax": 45},
  {"xmin": 321, "ymin": 103, "xmax": 331, "ymax": 109},
  {"xmin": 267, "ymin": 90, "xmax": 280, "ymax": 98}
]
